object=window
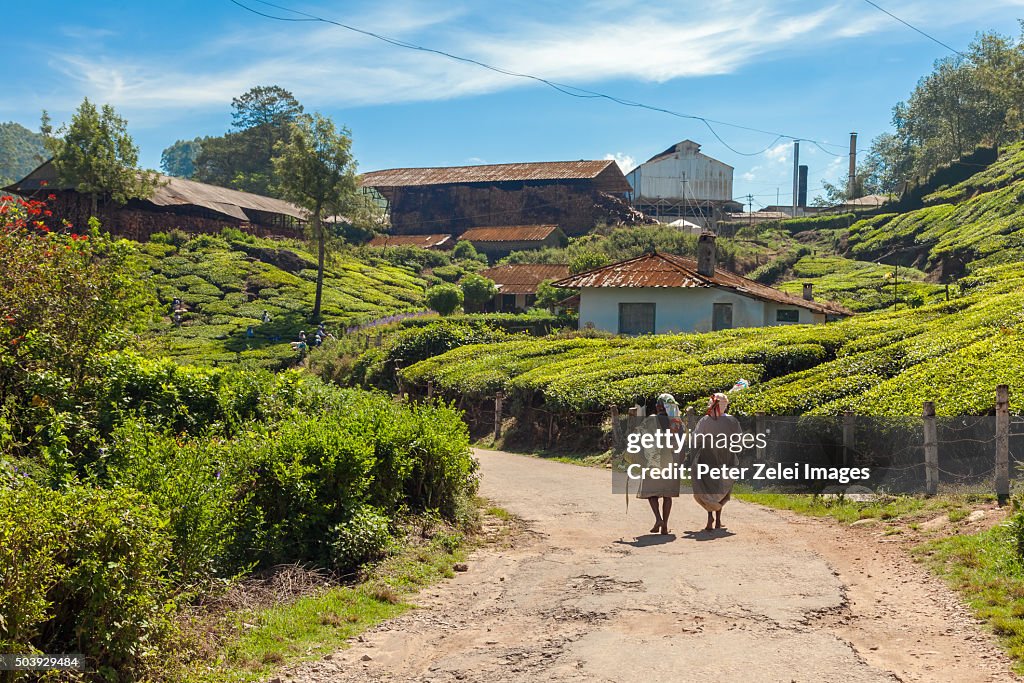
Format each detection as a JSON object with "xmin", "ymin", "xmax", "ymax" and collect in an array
[
  {"xmin": 619, "ymin": 303, "xmax": 655, "ymax": 335},
  {"xmin": 500, "ymin": 294, "xmax": 517, "ymax": 311},
  {"xmin": 776, "ymin": 309, "xmax": 800, "ymax": 323},
  {"xmin": 712, "ymin": 303, "xmax": 733, "ymax": 331}
]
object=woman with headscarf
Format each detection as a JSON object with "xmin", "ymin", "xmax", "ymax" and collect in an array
[
  {"xmin": 636, "ymin": 393, "xmax": 683, "ymax": 535},
  {"xmin": 691, "ymin": 392, "xmax": 742, "ymax": 531}
]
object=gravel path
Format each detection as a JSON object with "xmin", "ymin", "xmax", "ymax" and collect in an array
[{"xmin": 276, "ymin": 448, "xmax": 1018, "ymax": 682}]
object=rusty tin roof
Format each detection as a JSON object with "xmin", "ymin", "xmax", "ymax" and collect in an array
[
  {"xmin": 479, "ymin": 263, "xmax": 570, "ymax": 294},
  {"xmin": 360, "ymin": 160, "xmax": 630, "ymax": 192},
  {"xmin": 459, "ymin": 225, "xmax": 560, "ymax": 243},
  {"xmin": 552, "ymin": 252, "xmax": 852, "ymax": 316}
]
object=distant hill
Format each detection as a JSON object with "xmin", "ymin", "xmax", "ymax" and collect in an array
[{"xmin": 0, "ymin": 122, "xmax": 46, "ymax": 186}]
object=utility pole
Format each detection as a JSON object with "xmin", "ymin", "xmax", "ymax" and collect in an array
[
  {"xmin": 792, "ymin": 139, "xmax": 800, "ymax": 219},
  {"xmin": 848, "ymin": 132, "xmax": 858, "ymax": 200},
  {"xmin": 747, "ymin": 193, "xmax": 754, "ymax": 228}
]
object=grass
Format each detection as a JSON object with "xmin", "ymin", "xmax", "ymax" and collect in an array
[
  {"xmin": 735, "ymin": 491, "xmax": 988, "ymax": 525},
  {"xmin": 915, "ymin": 521, "xmax": 1024, "ymax": 670},
  {"xmin": 181, "ymin": 504, "xmax": 516, "ymax": 682}
]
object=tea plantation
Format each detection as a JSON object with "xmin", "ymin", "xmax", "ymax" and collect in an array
[{"xmin": 135, "ymin": 229, "xmax": 427, "ymax": 367}]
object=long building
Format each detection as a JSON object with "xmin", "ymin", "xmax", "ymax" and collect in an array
[
  {"xmin": 359, "ymin": 160, "xmax": 639, "ymax": 237},
  {"xmin": 4, "ymin": 160, "xmax": 307, "ymax": 240},
  {"xmin": 625, "ymin": 140, "xmax": 741, "ymax": 226}
]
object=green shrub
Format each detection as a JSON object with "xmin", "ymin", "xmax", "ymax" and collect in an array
[
  {"xmin": 0, "ymin": 483, "xmax": 175, "ymax": 680},
  {"xmin": 425, "ymin": 284, "xmax": 463, "ymax": 316},
  {"xmin": 330, "ymin": 506, "xmax": 392, "ymax": 572}
]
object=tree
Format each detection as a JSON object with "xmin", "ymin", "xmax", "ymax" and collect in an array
[
  {"xmin": 194, "ymin": 86, "xmax": 304, "ymax": 197},
  {"xmin": 43, "ymin": 99, "xmax": 159, "ymax": 215},
  {"xmin": 1, "ymin": 196, "xmax": 149, "ymax": 397},
  {"xmin": 160, "ymin": 137, "xmax": 203, "ymax": 177},
  {"xmin": 272, "ymin": 113, "xmax": 358, "ymax": 320},
  {"xmin": 425, "ymin": 284, "xmax": 463, "ymax": 316},
  {"xmin": 569, "ymin": 250, "xmax": 610, "ymax": 274},
  {"xmin": 231, "ymin": 85, "xmax": 304, "ymax": 131},
  {"xmin": 452, "ymin": 240, "xmax": 479, "ymax": 261},
  {"xmin": 535, "ymin": 280, "xmax": 569, "ymax": 312},
  {"xmin": 459, "ymin": 273, "xmax": 497, "ymax": 313}
]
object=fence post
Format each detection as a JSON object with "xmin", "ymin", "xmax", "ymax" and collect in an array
[
  {"xmin": 375, "ymin": 332, "xmax": 382, "ymax": 348},
  {"xmin": 610, "ymin": 405, "xmax": 622, "ymax": 447},
  {"xmin": 426, "ymin": 380, "xmax": 434, "ymax": 400},
  {"xmin": 842, "ymin": 411, "xmax": 855, "ymax": 466},
  {"xmin": 923, "ymin": 401, "xmax": 938, "ymax": 496},
  {"xmin": 997, "ymin": 384, "xmax": 1010, "ymax": 507},
  {"xmin": 627, "ymin": 406, "xmax": 639, "ymax": 435},
  {"xmin": 494, "ymin": 391, "xmax": 504, "ymax": 441}
]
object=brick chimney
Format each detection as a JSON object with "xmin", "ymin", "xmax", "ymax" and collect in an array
[
  {"xmin": 697, "ymin": 232, "xmax": 716, "ymax": 278},
  {"xmin": 803, "ymin": 283, "xmax": 814, "ymax": 301}
]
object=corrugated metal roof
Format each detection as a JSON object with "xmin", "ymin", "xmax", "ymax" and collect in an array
[
  {"xmin": 4, "ymin": 160, "xmax": 307, "ymax": 222},
  {"xmin": 149, "ymin": 175, "xmax": 307, "ymax": 220},
  {"xmin": 360, "ymin": 160, "xmax": 630, "ymax": 191},
  {"xmin": 552, "ymin": 252, "xmax": 852, "ymax": 316},
  {"xmin": 367, "ymin": 234, "xmax": 453, "ymax": 249},
  {"xmin": 459, "ymin": 225, "xmax": 559, "ymax": 242},
  {"xmin": 479, "ymin": 264, "xmax": 570, "ymax": 294}
]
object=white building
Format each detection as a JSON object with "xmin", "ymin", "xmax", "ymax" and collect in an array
[
  {"xmin": 625, "ymin": 140, "xmax": 741, "ymax": 224},
  {"xmin": 552, "ymin": 234, "xmax": 850, "ymax": 335}
]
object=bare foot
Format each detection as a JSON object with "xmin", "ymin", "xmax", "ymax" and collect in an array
[
  {"xmin": 650, "ymin": 522, "xmax": 661, "ymax": 533},
  {"xmin": 660, "ymin": 523, "xmax": 670, "ymax": 535},
  {"xmin": 716, "ymin": 522, "xmax": 724, "ymax": 529},
  {"xmin": 703, "ymin": 525, "xmax": 714, "ymax": 532}
]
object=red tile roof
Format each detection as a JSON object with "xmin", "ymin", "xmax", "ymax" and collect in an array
[
  {"xmin": 459, "ymin": 225, "xmax": 560, "ymax": 243},
  {"xmin": 367, "ymin": 234, "xmax": 453, "ymax": 249},
  {"xmin": 479, "ymin": 264, "xmax": 570, "ymax": 294},
  {"xmin": 552, "ymin": 252, "xmax": 852, "ymax": 316},
  {"xmin": 360, "ymin": 160, "xmax": 631, "ymax": 192}
]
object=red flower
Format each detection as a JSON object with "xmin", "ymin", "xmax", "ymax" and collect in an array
[
  {"xmin": 40, "ymin": 180, "xmax": 48, "ymax": 187},
  {"xmin": 47, "ymin": 194, "xmax": 56, "ymax": 200}
]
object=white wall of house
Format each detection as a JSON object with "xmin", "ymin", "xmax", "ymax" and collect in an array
[{"xmin": 578, "ymin": 287, "xmax": 822, "ymax": 334}]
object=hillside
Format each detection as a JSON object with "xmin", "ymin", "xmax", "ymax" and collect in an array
[
  {"xmin": 0, "ymin": 121, "xmax": 46, "ymax": 185},
  {"xmin": 844, "ymin": 141, "xmax": 1024, "ymax": 275},
  {"xmin": 135, "ymin": 230, "xmax": 427, "ymax": 366},
  {"xmin": 399, "ymin": 144, "xmax": 1024, "ymax": 425}
]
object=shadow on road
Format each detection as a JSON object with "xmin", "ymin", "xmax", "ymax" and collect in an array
[
  {"xmin": 614, "ymin": 533, "xmax": 677, "ymax": 547},
  {"xmin": 681, "ymin": 528, "xmax": 736, "ymax": 541}
]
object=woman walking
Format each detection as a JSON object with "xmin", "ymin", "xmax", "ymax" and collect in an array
[
  {"xmin": 691, "ymin": 392, "xmax": 742, "ymax": 531},
  {"xmin": 636, "ymin": 394, "xmax": 683, "ymax": 535}
]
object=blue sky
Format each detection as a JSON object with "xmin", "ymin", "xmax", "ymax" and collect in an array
[{"xmin": 3, "ymin": 0, "xmax": 1023, "ymax": 206}]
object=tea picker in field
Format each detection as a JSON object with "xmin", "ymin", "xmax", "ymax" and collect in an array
[
  {"xmin": 691, "ymin": 392, "xmax": 742, "ymax": 531},
  {"xmin": 637, "ymin": 393, "xmax": 684, "ymax": 535}
]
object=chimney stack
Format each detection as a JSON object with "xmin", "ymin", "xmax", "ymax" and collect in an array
[
  {"xmin": 802, "ymin": 283, "xmax": 814, "ymax": 301},
  {"xmin": 697, "ymin": 232, "xmax": 716, "ymax": 278},
  {"xmin": 798, "ymin": 165, "xmax": 808, "ymax": 208}
]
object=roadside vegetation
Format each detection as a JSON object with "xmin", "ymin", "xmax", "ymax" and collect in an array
[{"xmin": 0, "ymin": 195, "xmax": 480, "ymax": 681}]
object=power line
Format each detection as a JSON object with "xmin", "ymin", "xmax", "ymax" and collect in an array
[
  {"xmin": 859, "ymin": 0, "xmax": 968, "ymax": 59},
  {"xmin": 228, "ymin": 0, "xmax": 847, "ymax": 157}
]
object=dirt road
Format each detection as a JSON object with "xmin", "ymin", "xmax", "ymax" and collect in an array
[{"xmin": 283, "ymin": 449, "xmax": 1018, "ymax": 682}]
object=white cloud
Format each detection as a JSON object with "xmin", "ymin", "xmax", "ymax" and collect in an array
[
  {"xmin": 604, "ymin": 152, "xmax": 637, "ymax": 173},
  {"xmin": 39, "ymin": 0, "xmax": 976, "ymax": 117}
]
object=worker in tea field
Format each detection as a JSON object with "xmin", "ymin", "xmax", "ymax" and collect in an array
[
  {"xmin": 691, "ymin": 392, "xmax": 742, "ymax": 531},
  {"xmin": 637, "ymin": 393, "xmax": 684, "ymax": 535}
]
